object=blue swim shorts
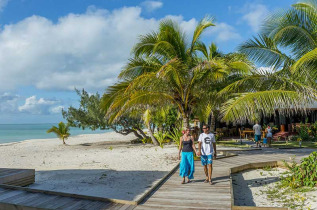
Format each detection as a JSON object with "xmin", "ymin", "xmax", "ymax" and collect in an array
[
  {"xmin": 201, "ymin": 155, "xmax": 213, "ymax": 165},
  {"xmin": 255, "ymin": 135, "xmax": 261, "ymax": 142}
]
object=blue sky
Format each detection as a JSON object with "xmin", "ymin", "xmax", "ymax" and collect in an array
[{"xmin": 0, "ymin": 0, "xmax": 294, "ymax": 124}]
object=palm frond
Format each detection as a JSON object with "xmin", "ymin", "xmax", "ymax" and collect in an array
[
  {"xmin": 119, "ymin": 57, "xmax": 162, "ymax": 80},
  {"xmin": 264, "ymin": 7, "xmax": 317, "ymax": 58},
  {"xmin": 292, "ymin": 48, "xmax": 317, "ymax": 74},
  {"xmin": 238, "ymin": 34, "xmax": 292, "ymax": 69},
  {"xmin": 221, "ymin": 90, "xmax": 315, "ymax": 123},
  {"xmin": 189, "ymin": 16, "xmax": 215, "ymax": 54}
]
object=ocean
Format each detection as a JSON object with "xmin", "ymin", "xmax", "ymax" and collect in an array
[{"xmin": 0, "ymin": 123, "xmax": 111, "ymax": 144}]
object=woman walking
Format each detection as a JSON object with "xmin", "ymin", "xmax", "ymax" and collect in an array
[
  {"xmin": 266, "ymin": 125, "xmax": 273, "ymax": 147},
  {"xmin": 178, "ymin": 127, "xmax": 198, "ymax": 184}
]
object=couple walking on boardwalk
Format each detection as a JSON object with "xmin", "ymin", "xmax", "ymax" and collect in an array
[{"xmin": 178, "ymin": 125, "xmax": 216, "ymax": 185}]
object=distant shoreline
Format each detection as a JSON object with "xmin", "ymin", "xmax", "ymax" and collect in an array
[
  {"xmin": 0, "ymin": 123, "xmax": 112, "ymax": 145},
  {"xmin": 0, "ymin": 132, "xmax": 109, "ymax": 146}
]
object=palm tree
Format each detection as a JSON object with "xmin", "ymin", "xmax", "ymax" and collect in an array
[
  {"xmin": 47, "ymin": 122, "xmax": 71, "ymax": 145},
  {"xmin": 104, "ymin": 18, "xmax": 252, "ymax": 130},
  {"xmin": 193, "ymin": 43, "xmax": 253, "ymax": 131},
  {"xmin": 219, "ymin": 0, "xmax": 317, "ymax": 123}
]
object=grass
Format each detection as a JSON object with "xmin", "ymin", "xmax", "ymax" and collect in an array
[
  {"xmin": 217, "ymin": 140, "xmax": 251, "ymax": 148},
  {"xmin": 271, "ymin": 141, "xmax": 317, "ymax": 148}
]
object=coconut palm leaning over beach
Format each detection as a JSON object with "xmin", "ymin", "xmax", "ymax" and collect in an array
[
  {"xmin": 47, "ymin": 122, "xmax": 71, "ymax": 145},
  {"xmin": 218, "ymin": 0, "xmax": 317, "ymax": 124},
  {"xmin": 102, "ymin": 17, "xmax": 252, "ymax": 131}
]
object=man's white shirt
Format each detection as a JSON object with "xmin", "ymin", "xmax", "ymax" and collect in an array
[
  {"xmin": 253, "ymin": 124, "xmax": 262, "ymax": 135},
  {"xmin": 198, "ymin": 133, "xmax": 216, "ymax": 156}
]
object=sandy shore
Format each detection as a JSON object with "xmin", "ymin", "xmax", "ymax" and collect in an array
[
  {"xmin": 232, "ymin": 168, "xmax": 317, "ymax": 209},
  {"xmin": 0, "ymin": 132, "xmax": 179, "ymax": 201}
]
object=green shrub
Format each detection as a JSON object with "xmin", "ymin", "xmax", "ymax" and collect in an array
[
  {"xmin": 297, "ymin": 122, "xmax": 312, "ymax": 141},
  {"xmin": 282, "ymin": 152, "xmax": 317, "ymax": 188},
  {"xmin": 167, "ymin": 127, "xmax": 182, "ymax": 146},
  {"xmin": 215, "ymin": 133, "xmax": 223, "ymax": 141},
  {"xmin": 289, "ymin": 135, "xmax": 299, "ymax": 142},
  {"xmin": 142, "ymin": 137, "xmax": 152, "ymax": 144},
  {"xmin": 154, "ymin": 131, "xmax": 168, "ymax": 148}
]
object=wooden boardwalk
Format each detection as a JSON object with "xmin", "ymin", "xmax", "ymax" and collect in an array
[
  {"xmin": 0, "ymin": 168, "xmax": 35, "ymax": 186},
  {"xmin": 0, "ymin": 168, "xmax": 136, "ymax": 209},
  {"xmin": 0, "ymin": 185, "xmax": 136, "ymax": 210},
  {"xmin": 136, "ymin": 149, "xmax": 313, "ymax": 209},
  {"xmin": 0, "ymin": 149, "xmax": 313, "ymax": 209}
]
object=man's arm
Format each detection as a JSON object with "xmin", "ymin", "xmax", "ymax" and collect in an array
[
  {"xmin": 198, "ymin": 142, "xmax": 202, "ymax": 156},
  {"xmin": 213, "ymin": 143, "xmax": 217, "ymax": 158},
  {"xmin": 212, "ymin": 134, "xmax": 216, "ymax": 158}
]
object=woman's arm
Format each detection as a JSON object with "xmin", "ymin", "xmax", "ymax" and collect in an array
[
  {"xmin": 191, "ymin": 137, "xmax": 198, "ymax": 155},
  {"xmin": 178, "ymin": 137, "xmax": 183, "ymax": 160}
]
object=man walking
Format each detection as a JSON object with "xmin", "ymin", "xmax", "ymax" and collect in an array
[
  {"xmin": 198, "ymin": 125, "xmax": 216, "ymax": 185},
  {"xmin": 253, "ymin": 122, "xmax": 262, "ymax": 148}
]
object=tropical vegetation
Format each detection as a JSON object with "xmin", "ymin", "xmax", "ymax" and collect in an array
[
  {"xmin": 62, "ymin": 0, "xmax": 317, "ymax": 147},
  {"xmin": 47, "ymin": 122, "xmax": 71, "ymax": 145},
  {"xmin": 220, "ymin": 0, "xmax": 317, "ymax": 123},
  {"xmin": 62, "ymin": 89, "xmax": 150, "ymax": 140},
  {"xmin": 101, "ymin": 17, "xmax": 252, "ymax": 134}
]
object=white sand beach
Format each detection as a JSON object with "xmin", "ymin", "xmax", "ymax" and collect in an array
[
  {"xmin": 232, "ymin": 168, "xmax": 317, "ymax": 209},
  {"xmin": 0, "ymin": 132, "xmax": 179, "ymax": 201}
]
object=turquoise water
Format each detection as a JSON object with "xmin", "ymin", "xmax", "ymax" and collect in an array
[{"xmin": 0, "ymin": 123, "xmax": 111, "ymax": 144}]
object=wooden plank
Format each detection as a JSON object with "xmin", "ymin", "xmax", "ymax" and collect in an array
[
  {"xmin": 55, "ymin": 198, "xmax": 85, "ymax": 209},
  {"xmin": 42, "ymin": 196, "xmax": 77, "ymax": 209},
  {"xmin": 19, "ymin": 194, "xmax": 59, "ymax": 207},
  {"xmin": 117, "ymin": 204, "xmax": 136, "ymax": 210},
  {"xmin": 85, "ymin": 201, "xmax": 113, "ymax": 210},
  {"xmin": 139, "ymin": 202, "xmax": 230, "ymax": 209},
  {"xmin": 0, "ymin": 190, "xmax": 25, "ymax": 201},
  {"xmin": 31, "ymin": 195, "xmax": 61, "ymax": 208},
  {"xmin": 0, "ymin": 188, "xmax": 10, "ymax": 194},
  {"xmin": 0, "ymin": 191, "xmax": 29, "ymax": 203}
]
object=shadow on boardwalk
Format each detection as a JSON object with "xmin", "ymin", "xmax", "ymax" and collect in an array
[
  {"xmin": 136, "ymin": 148, "xmax": 315, "ymax": 210},
  {"xmin": 29, "ymin": 169, "xmax": 167, "ymax": 201}
]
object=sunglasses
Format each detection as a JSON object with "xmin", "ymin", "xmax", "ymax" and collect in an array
[{"xmin": 203, "ymin": 128, "xmax": 207, "ymax": 129}]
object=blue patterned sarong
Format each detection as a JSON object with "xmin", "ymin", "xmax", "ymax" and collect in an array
[{"xmin": 179, "ymin": 151, "xmax": 195, "ymax": 179}]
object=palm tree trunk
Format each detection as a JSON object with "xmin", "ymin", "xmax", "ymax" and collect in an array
[
  {"xmin": 210, "ymin": 111, "xmax": 216, "ymax": 132},
  {"xmin": 182, "ymin": 114, "xmax": 190, "ymax": 129},
  {"xmin": 62, "ymin": 137, "xmax": 66, "ymax": 145},
  {"xmin": 136, "ymin": 128, "xmax": 148, "ymax": 139},
  {"xmin": 146, "ymin": 122, "xmax": 159, "ymax": 146}
]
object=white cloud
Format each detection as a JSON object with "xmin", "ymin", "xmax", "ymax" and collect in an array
[
  {"xmin": 0, "ymin": 0, "xmax": 9, "ymax": 12},
  {"xmin": 18, "ymin": 96, "xmax": 60, "ymax": 114},
  {"xmin": 141, "ymin": 1, "xmax": 163, "ymax": 12},
  {"xmin": 206, "ymin": 22, "xmax": 241, "ymax": 42},
  {"xmin": 0, "ymin": 92, "xmax": 20, "ymax": 113},
  {"xmin": 241, "ymin": 3, "xmax": 269, "ymax": 32},
  {"xmin": 0, "ymin": 6, "xmax": 196, "ymax": 92},
  {"xmin": 50, "ymin": 105, "xmax": 64, "ymax": 114}
]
